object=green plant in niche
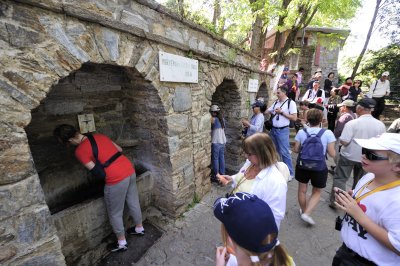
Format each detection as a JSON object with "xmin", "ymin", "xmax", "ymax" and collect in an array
[
  {"xmin": 185, "ymin": 192, "xmax": 201, "ymax": 212},
  {"xmin": 187, "ymin": 50, "xmax": 194, "ymax": 58}
]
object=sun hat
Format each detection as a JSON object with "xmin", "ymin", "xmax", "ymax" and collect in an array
[
  {"xmin": 210, "ymin": 105, "xmax": 220, "ymax": 112},
  {"xmin": 213, "ymin": 192, "xmax": 278, "ymax": 253},
  {"xmin": 382, "ymin": 71, "xmax": 389, "ymax": 76},
  {"xmin": 357, "ymin": 98, "xmax": 376, "ymax": 109},
  {"xmin": 355, "ymin": 133, "xmax": 400, "ymax": 155},
  {"xmin": 337, "ymin": 99, "xmax": 355, "ymax": 107}
]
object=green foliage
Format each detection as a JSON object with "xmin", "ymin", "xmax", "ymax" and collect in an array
[
  {"xmin": 341, "ymin": 44, "xmax": 400, "ymax": 86},
  {"xmin": 185, "ymin": 192, "xmax": 201, "ymax": 212}
]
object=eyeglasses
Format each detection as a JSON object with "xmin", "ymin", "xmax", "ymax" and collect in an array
[{"xmin": 361, "ymin": 148, "xmax": 389, "ymax": 161}]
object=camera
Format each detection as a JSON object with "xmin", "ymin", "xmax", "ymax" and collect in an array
[{"xmin": 335, "ymin": 216, "xmax": 343, "ymax": 231}]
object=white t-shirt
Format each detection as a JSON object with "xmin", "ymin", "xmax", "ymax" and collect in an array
[
  {"xmin": 267, "ymin": 98, "xmax": 298, "ymax": 128},
  {"xmin": 231, "ymin": 160, "xmax": 287, "ymax": 228},
  {"xmin": 340, "ymin": 114, "xmax": 386, "ymax": 162},
  {"xmin": 368, "ymin": 79, "xmax": 390, "ymax": 98},
  {"xmin": 341, "ymin": 173, "xmax": 400, "ymax": 265}
]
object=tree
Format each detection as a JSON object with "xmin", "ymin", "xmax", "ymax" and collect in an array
[
  {"xmin": 351, "ymin": 0, "xmax": 381, "ymax": 79},
  {"xmin": 357, "ymin": 44, "xmax": 400, "ymax": 85},
  {"xmin": 351, "ymin": 0, "xmax": 400, "ymax": 78},
  {"xmin": 270, "ymin": 0, "xmax": 361, "ymax": 65}
]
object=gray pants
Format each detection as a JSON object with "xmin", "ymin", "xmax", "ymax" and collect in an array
[
  {"xmin": 104, "ymin": 173, "xmax": 142, "ymax": 237},
  {"xmin": 329, "ymin": 155, "xmax": 365, "ymax": 204}
]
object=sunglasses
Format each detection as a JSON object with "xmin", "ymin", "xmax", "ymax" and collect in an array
[{"xmin": 361, "ymin": 148, "xmax": 389, "ymax": 161}]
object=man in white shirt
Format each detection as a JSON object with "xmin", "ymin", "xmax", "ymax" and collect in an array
[
  {"xmin": 302, "ymin": 81, "xmax": 325, "ymax": 103},
  {"xmin": 367, "ymin": 71, "xmax": 390, "ymax": 119},
  {"xmin": 267, "ymin": 86, "xmax": 298, "ymax": 179},
  {"xmin": 329, "ymin": 98, "xmax": 386, "ymax": 207}
]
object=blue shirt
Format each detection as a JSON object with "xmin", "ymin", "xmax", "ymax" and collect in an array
[{"xmin": 246, "ymin": 113, "xmax": 265, "ymax": 137}]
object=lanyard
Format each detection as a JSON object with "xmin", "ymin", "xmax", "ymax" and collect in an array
[{"xmin": 354, "ymin": 179, "xmax": 400, "ymax": 203}]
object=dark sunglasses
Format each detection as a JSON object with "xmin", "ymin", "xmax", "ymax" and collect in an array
[{"xmin": 361, "ymin": 148, "xmax": 388, "ymax": 161}]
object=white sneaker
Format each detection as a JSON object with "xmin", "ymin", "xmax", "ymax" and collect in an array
[
  {"xmin": 299, "ymin": 209, "xmax": 303, "ymax": 216},
  {"xmin": 288, "ymin": 175, "xmax": 294, "ymax": 182},
  {"xmin": 301, "ymin": 213, "xmax": 315, "ymax": 225}
]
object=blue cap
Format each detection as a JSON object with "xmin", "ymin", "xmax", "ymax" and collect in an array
[
  {"xmin": 213, "ymin": 192, "xmax": 278, "ymax": 253},
  {"xmin": 251, "ymin": 101, "xmax": 265, "ymax": 108}
]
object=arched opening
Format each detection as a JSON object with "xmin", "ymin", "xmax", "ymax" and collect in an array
[
  {"xmin": 211, "ymin": 79, "xmax": 243, "ymax": 173},
  {"xmin": 257, "ymin": 82, "xmax": 268, "ymax": 102},
  {"xmin": 25, "ymin": 63, "xmax": 166, "ymax": 264}
]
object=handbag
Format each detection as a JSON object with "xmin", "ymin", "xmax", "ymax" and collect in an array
[{"xmin": 86, "ymin": 134, "xmax": 122, "ymax": 181}]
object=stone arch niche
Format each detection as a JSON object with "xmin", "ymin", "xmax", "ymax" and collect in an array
[
  {"xmin": 24, "ymin": 62, "xmax": 168, "ymax": 264},
  {"xmin": 211, "ymin": 79, "xmax": 244, "ymax": 173}
]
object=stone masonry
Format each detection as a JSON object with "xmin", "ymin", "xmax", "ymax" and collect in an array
[{"xmin": 0, "ymin": 0, "xmax": 262, "ymax": 264}]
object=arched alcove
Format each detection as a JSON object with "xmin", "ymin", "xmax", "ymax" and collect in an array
[
  {"xmin": 211, "ymin": 79, "xmax": 243, "ymax": 173},
  {"xmin": 25, "ymin": 62, "xmax": 167, "ymax": 264}
]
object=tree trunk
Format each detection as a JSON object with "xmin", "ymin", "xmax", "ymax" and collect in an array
[
  {"xmin": 213, "ymin": 0, "xmax": 221, "ymax": 27},
  {"xmin": 275, "ymin": 5, "xmax": 318, "ymax": 65},
  {"xmin": 250, "ymin": 15, "xmax": 264, "ymax": 57},
  {"xmin": 351, "ymin": 0, "xmax": 381, "ymax": 78},
  {"xmin": 271, "ymin": 0, "xmax": 292, "ymax": 62},
  {"xmin": 177, "ymin": 0, "xmax": 185, "ymax": 17}
]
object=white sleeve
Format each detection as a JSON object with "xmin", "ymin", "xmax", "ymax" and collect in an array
[
  {"xmin": 302, "ymin": 90, "xmax": 310, "ymax": 101},
  {"xmin": 339, "ymin": 122, "xmax": 353, "ymax": 142}
]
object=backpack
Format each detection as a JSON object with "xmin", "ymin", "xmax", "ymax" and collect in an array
[{"xmin": 296, "ymin": 128, "xmax": 327, "ymax": 171}]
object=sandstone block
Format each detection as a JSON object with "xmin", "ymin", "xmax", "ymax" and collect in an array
[
  {"xmin": 44, "ymin": 100, "xmax": 84, "ymax": 115},
  {"xmin": 173, "ymin": 87, "xmax": 192, "ymax": 112},
  {"xmin": 39, "ymin": 18, "xmax": 89, "ymax": 63},
  {"xmin": 0, "ymin": 174, "xmax": 46, "ymax": 218},
  {"xmin": 120, "ymin": 10, "xmax": 149, "ymax": 33},
  {"xmin": 166, "ymin": 114, "xmax": 189, "ymax": 136}
]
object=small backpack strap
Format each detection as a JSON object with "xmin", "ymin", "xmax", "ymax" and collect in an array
[
  {"xmin": 303, "ymin": 128, "xmax": 311, "ymax": 137},
  {"xmin": 86, "ymin": 134, "xmax": 99, "ymax": 161},
  {"xmin": 316, "ymin": 128, "xmax": 326, "ymax": 138}
]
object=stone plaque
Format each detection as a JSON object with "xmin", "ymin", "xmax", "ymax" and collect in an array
[
  {"xmin": 248, "ymin": 79, "xmax": 259, "ymax": 92},
  {"xmin": 78, "ymin": 114, "xmax": 96, "ymax": 133},
  {"xmin": 159, "ymin": 51, "xmax": 198, "ymax": 83}
]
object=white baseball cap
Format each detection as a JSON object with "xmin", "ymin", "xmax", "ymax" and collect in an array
[
  {"xmin": 355, "ymin": 133, "xmax": 400, "ymax": 155},
  {"xmin": 382, "ymin": 71, "xmax": 390, "ymax": 76}
]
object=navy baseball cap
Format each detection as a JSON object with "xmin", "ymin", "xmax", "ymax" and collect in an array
[
  {"xmin": 357, "ymin": 98, "xmax": 376, "ymax": 109},
  {"xmin": 252, "ymin": 101, "xmax": 264, "ymax": 108},
  {"xmin": 213, "ymin": 192, "xmax": 278, "ymax": 253}
]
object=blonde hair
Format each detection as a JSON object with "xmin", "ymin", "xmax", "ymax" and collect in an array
[
  {"xmin": 242, "ymin": 133, "xmax": 279, "ymax": 169},
  {"xmin": 387, "ymin": 151, "xmax": 400, "ymax": 176},
  {"xmin": 220, "ymin": 224, "xmax": 291, "ymax": 266}
]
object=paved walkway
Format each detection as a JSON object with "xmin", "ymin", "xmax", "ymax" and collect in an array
[{"xmin": 134, "ymin": 155, "xmax": 348, "ymax": 266}]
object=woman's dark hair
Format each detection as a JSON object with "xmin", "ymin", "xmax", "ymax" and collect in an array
[
  {"xmin": 345, "ymin": 77, "xmax": 352, "ymax": 83},
  {"xmin": 53, "ymin": 124, "xmax": 78, "ymax": 144},
  {"xmin": 306, "ymin": 109, "xmax": 323, "ymax": 126},
  {"xmin": 299, "ymin": 67, "xmax": 304, "ymax": 71},
  {"xmin": 354, "ymin": 79, "xmax": 363, "ymax": 87},
  {"xmin": 333, "ymin": 88, "xmax": 340, "ymax": 95},
  {"xmin": 216, "ymin": 112, "xmax": 225, "ymax": 129},
  {"xmin": 328, "ymin": 72, "xmax": 335, "ymax": 78}
]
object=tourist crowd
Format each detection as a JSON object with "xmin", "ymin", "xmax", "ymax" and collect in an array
[{"xmin": 210, "ymin": 69, "xmax": 399, "ymax": 265}]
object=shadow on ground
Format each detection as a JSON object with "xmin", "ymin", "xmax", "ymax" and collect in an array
[{"xmin": 100, "ymin": 222, "xmax": 163, "ymax": 265}]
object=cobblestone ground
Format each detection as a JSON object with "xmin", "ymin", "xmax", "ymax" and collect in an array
[{"xmin": 134, "ymin": 153, "xmax": 351, "ymax": 266}]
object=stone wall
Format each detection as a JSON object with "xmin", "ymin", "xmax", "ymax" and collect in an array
[{"xmin": 0, "ymin": 0, "xmax": 260, "ymax": 264}]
